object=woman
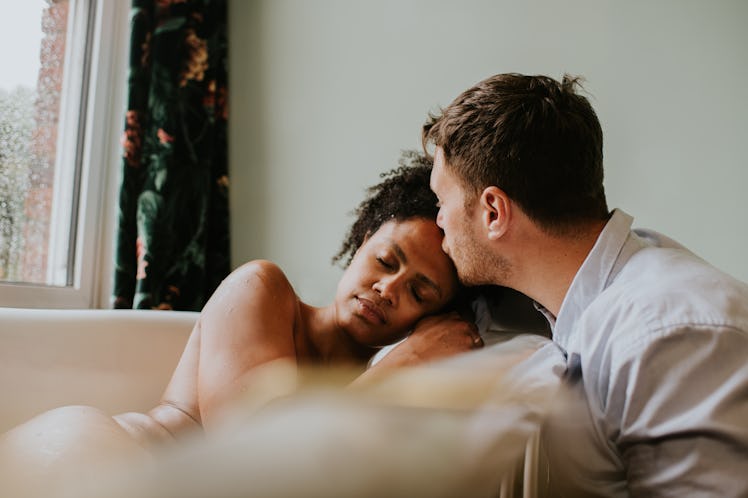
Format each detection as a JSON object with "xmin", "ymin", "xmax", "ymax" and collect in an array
[
  {"xmin": 113, "ymin": 152, "xmax": 476, "ymax": 446},
  {"xmin": 0, "ymin": 153, "xmax": 481, "ymax": 484}
]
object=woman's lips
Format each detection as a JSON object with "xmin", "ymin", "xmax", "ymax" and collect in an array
[{"xmin": 356, "ymin": 297, "xmax": 385, "ymax": 324}]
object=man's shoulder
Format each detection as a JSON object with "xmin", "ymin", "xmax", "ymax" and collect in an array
[
  {"xmin": 585, "ymin": 245, "xmax": 748, "ymax": 356},
  {"xmin": 612, "ymin": 244, "xmax": 748, "ymax": 315}
]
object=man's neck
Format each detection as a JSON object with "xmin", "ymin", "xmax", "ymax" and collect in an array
[{"xmin": 511, "ymin": 220, "xmax": 607, "ymax": 318}]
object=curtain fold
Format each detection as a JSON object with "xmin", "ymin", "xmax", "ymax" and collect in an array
[{"xmin": 114, "ymin": 0, "xmax": 230, "ymax": 311}]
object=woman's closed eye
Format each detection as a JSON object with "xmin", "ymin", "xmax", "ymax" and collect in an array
[
  {"xmin": 376, "ymin": 256, "xmax": 396, "ymax": 270},
  {"xmin": 410, "ymin": 285, "xmax": 424, "ymax": 303}
]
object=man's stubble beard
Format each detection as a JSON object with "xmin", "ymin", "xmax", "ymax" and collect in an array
[{"xmin": 452, "ymin": 231, "xmax": 511, "ymax": 288}]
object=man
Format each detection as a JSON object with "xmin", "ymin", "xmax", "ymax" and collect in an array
[{"xmin": 424, "ymin": 72, "xmax": 748, "ymax": 496}]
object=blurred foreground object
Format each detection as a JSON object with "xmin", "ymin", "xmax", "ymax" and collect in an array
[{"xmin": 51, "ymin": 333, "xmax": 566, "ymax": 498}]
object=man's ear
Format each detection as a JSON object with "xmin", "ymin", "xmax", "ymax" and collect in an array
[{"xmin": 479, "ymin": 186, "xmax": 511, "ymax": 240}]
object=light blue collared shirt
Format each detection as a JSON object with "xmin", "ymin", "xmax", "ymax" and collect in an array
[{"xmin": 542, "ymin": 209, "xmax": 748, "ymax": 497}]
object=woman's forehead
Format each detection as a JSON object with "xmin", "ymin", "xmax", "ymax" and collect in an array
[
  {"xmin": 371, "ymin": 218, "xmax": 441, "ymax": 246},
  {"xmin": 369, "ymin": 219, "xmax": 456, "ymax": 284}
]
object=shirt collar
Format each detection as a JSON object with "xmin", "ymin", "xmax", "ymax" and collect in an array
[{"xmin": 550, "ymin": 209, "xmax": 638, "ymax": 350}]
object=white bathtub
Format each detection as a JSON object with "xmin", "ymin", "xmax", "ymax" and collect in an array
[
  {"xmin": 0, "ymin": 305, "xmax": 556, "ymax": 497},
  {"xmin": 0, "ymin": 307, "xmax": 198, "ymax": 433}
]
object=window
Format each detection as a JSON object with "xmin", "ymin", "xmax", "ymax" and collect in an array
[{"xmin": 0, "ymin": 0, "xmax": 129, "ymax": 308}]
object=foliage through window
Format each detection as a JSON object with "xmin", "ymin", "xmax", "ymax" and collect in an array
[
  {"xmin": 0, "ymin": 0, "xmax": 83, "ymax": 286},
  {"xmin": 0, "ymin": 0, "xmax": 127, "ymax": 308}
]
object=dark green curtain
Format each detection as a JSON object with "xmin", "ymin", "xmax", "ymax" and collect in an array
[{"xmin": 114, "ymin": 0, "xmax": 230, "ymax": 311}]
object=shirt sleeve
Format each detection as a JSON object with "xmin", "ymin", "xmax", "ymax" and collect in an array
[{"xmin": 608, "ymin": 325, "xmax": 748, "ymax": 497}]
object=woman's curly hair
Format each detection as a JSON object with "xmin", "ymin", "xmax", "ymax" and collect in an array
[{"xmin": 332, "ymin": 150, "xmax": 438, "ymax": 268}]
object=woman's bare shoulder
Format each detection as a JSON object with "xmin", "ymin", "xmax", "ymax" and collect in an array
[
  {"xmin": 218, "ymin": 260, "xmax": 298, "ymax": 309},
  {"xmin": 235, "ymin": 259, "xmax": 291, "ymax": 283}
]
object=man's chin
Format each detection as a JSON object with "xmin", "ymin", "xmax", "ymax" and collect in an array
[
  {"xmin": 456, "ymin": 272, "xmax": 476, "ymax": 287},
  {"xmin": 456, "ymin": 269, "xmax": 488, "ymax": 288}
]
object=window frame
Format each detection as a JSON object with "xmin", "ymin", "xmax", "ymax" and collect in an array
[{"xmin": 0, "ymin": 0, "xmax": 130, "ymax": 309}]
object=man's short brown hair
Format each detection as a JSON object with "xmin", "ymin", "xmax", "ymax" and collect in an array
[{"xmin": 423, "ymin": 73, "xmax": 609, "ymax": 235}]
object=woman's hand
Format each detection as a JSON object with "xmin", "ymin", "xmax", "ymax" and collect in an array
[
  {"xmin": 382, "ymin": 312, "xmax": 483, "ymax": 366},
  {"xmin": 351, "ymin": 312, "xmax": 483, "ymax": 386}
]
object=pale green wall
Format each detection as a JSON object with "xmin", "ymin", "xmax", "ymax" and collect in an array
[{"xmin": 229, "ymin": 0, "xmax": 748, "ymax": 305}]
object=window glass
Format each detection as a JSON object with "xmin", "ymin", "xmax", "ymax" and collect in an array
[{"xmin": 0, "ymin": 0, "xmax": 82, "ymax": 286}]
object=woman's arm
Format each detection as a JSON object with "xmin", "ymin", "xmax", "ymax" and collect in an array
[
  {"xmin": 157, "ymin": 260, "xmax": 300, "ymax": 432},
  {"xmin": 350, "ymin": 311, "xmax": 483, "ymax": 387}
]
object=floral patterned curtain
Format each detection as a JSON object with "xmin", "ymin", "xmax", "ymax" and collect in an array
[{"xmin": 113, "ymin": 0, "xmax": 230, "ymax": 311}]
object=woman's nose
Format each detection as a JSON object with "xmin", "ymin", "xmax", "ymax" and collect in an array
[{"xmin": 373, "ymin": 275, "xmax": 400, "ymax": 306}]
